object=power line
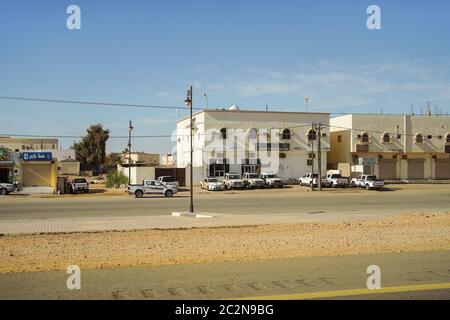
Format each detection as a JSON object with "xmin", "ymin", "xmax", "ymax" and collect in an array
[{"xmin": 0, "ymin": 95, "xmax": 199, "ymax": 111}]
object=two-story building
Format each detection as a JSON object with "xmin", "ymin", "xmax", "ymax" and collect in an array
[
  {"xmin": 328, "ymin": 114, "xmax": 450, "ymax": 180},
  {"xmin": 176, "ymin": 107, "xmax": 330, "ymax": 184}
]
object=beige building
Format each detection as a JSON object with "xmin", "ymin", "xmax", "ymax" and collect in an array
[
  {"xmin": 329, "ymin": 114, "xmax": 450, "ymax": 180},
  {"xmin": 122, "ymin": 152, "xmax": 160, "ymax": 166},
  {"xmin": 177, "ymin": 107, "xmax": 330, "ymax": 184},
  {"xmin": 0, "ymin": 137, "xmax": 58, "ymax": 152}
]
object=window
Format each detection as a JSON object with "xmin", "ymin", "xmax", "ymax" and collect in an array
[
  {"xmin": 307, "ymin": 129, "xmax": 317, "ymax": 141},
  {"xmin": 282, "ymin": 128, "xmax": 291, "ymax": 140},
  {"xmin": 248, "ymin": 128, "xmax": 258, "ymax": 140},
  {"xmin": 382, "ymin": 133, "xmax": 391, "ymax": 143},
  {"xmin": 415, "ymin": 133, "xmax": 424, "ymax": 143},
  {"xmin": 220, "ymin": 128, "xmax": 227, "ymax": 139},
  {"xmin": 446, "ymin": 134, "xmax": 450, "ymax": 143},
  {"xmin": 427, "ymin": 135, "xmax": 433, "ymax": 140},
  {"xmin": 361, "ymin": 133, "xmax": 369, "ymax": 143},
  {"xmin": 337, "ymin": 135, "xmax": 342, "ymax": 143}
]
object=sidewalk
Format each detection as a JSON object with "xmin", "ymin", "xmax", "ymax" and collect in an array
[{"xmin": 0, "ymin": 208, "xmax": 431, "ymax": 236}]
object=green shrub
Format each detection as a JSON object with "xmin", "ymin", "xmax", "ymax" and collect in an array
[{"xmin": 105, "ymin": 171, "xmax": 128, "ymax": 188}]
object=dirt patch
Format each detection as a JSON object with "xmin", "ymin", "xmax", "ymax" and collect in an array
[{"xmin": 0, "ymin": 212, "xmax": 449, "ymax": 274}]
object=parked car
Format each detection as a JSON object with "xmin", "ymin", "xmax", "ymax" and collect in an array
[
  {"xmin": 68, "ymin": 178, "xmax": 89, "ymax": 194},
  {"xmin": 0, "ymin": 182, "xmax": 14, "ymax": 195},
  {"xmin": 324, "ymin": 173, "xmax": 349, "ymax": 188},
  {"xmin": 90, "ymin": 176, "xmax": 106, "ymax": 184},
  {"xmin": 298, "ymin": 173, "xmax": 326, "ymax": 187},
  {"xmin": 242, "ymin": 173, "xmax": 266, "ymax": 189},
  {"xmin": 351, "ymin": 175, "xmax": 385, "ymax": 190},
  {"xmin": 128, "ymin": 180, "xmax": 178, "ymax": 198},
  {"xmin": 157, "ymin": 176, "xmax": 179, "ymax": 187},
  {"xmin": 200, "ymin": 177, "xmax": 224, "ymax": 191},
  {"xmin": 223, "ymin": 173, "xmax": 245, "ymax": 190},
  {"xmin": 260, "ymin": 173, "xmax": 283, "ymax": 188}
]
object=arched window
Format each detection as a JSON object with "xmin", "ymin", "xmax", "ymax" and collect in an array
[
  {"xmin": 220, "ymin": 128, "xmax": 227, "ymax": 139},
  {"xmin": 446, "ymin": 133, "xmax": 450, "ymax": 143},
  {"xmin": 282, "ymin": 128, "xmax": 291, "ymax": 140},
  {"xmin": 307, "ymin": 129, "xmax": 317, "ymax": 141},
  {"xmin": 248, "ymin": 128, "xmax": 258, "ymax": 140},
  {"xmin": 415, "ymin": 133, "xmax": 423, "ymax": 143},
  {"xmin": 382, "ymin": 133, "xmax": 391, "ymax": 143},
  {"xmin": 361, "ymin": 132, "xmax": 369, "ymax": 143}
]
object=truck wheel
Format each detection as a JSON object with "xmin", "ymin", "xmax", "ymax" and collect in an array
[
  {"xmin": 135, "ymin": 190, "xmax": 144, "ymax": 198},
  {"xmin": 351, "ymin": 181, "xmax": 356, "ymax": 187},
  {"xmin": 366, "ymin": 184, "xmax": 370, "ymax": 190},
  {"xmin": 0, "ymin": 188, "xmax": 7, "ymax": 196},
  {"xmin": 165, "ymin": 190, "xmax": 173, "ymax": 197},
  {"xmin": 299, "ymin": 181, "xmax": 303, "ymax": 186}
]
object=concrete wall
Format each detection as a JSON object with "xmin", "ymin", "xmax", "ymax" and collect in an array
[{"xmin": 118, "ymin": 166, "xmax": 155, "ymax": 185}]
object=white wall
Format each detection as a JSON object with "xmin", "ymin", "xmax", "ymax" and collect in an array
[{"xmin": 118, "ymin": 166, "xmax": 155, "ymax": 184}]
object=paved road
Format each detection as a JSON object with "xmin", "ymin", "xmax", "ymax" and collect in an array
[
  {"xmin": 0, "ymin": 250, "xmax": 449, "ymax": 300},
  {"xmin": 1, "ymin": 187, "xmax": 449, "ymax": 220}
]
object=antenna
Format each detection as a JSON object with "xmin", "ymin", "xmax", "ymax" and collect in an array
[{"xmin": 304, "ymin": 96, "xmax": 310, "ymax": 112}]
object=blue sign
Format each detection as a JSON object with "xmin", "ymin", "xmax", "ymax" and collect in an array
[{"xmin": 22, "ymin": 152, "xmax": 52, "ymax": 161}]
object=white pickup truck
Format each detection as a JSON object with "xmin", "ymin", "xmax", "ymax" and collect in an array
[
  {"xmin": 68, "ymin": 178, "xmax": 89, "ymax": 194},
  {"xmin": 128, "ymin": 180, "xmax": 178, "ymax": 198},
  {"xmin": 242, "ymin": 173, "xmax": 266, "ymax": 189},
  {"xmin": 157, "ymin": 176, "xmax": 179, "ymax": 187},
  {"xmin": 223, "ymin": 173, "xmax": 245, "ymax": 190},
  {"xmin": 324, "ymin": 173, "xmax": 349, "ymax": 188},
  {"xmin": 298, "ymin": 173, "xmax": 326, "ymax": 187},
  {"xmin": 351, "ymin": 175, "xmax": 384, "ymax": 190},
  {"xmin": 0, "ymin": 182, "xmax": 14, "ymax": 195},
  {"xmin": 260, "ymin": 173, "xmax": 283, "ymax": 188}
]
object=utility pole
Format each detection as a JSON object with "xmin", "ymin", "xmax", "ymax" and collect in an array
[
  {"xmin": 310, "ymin": 123, "xmax": 315, "ymax": 191},
  {"xmin": 317, "ymin": 123, "xmax": 322, "ymax": 191},
  {"xmin": 128, "ymin": 120, "xmax": 133, "ymax": 185},
  {"xmin": 185, "ymin": 86, "xmax": 194, "ymax": 213}
]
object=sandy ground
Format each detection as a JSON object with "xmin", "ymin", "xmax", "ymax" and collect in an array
[{"xmin": 0, "ymin": 212, "xmax": 449, "ymax": 274}]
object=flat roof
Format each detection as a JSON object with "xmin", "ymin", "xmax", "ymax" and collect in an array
[{"xmin": 177, "ymin": 108, "xmax": 331, "ymax": 123}]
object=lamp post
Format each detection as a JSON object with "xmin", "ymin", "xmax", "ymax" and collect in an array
[
  {"xmin": 185, "ymin": 86, "xmax": 194, "ymax": 213},
  {"xmin": 128, "ymin": 120, "xmax": 133, "ymax": 185}
]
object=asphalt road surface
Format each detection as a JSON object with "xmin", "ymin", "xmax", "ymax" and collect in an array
[
  {"xmin": 0, "ymin": 186, "xmax": 449, "ymax": 220},
  {"xmin": 0, "ymin": 250, "xmax": 449, "ymax": 300}
]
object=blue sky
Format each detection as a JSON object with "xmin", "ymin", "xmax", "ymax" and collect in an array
[{"xmin": 1, "ymin": 0, "xmax": 449, "ymax": 154}]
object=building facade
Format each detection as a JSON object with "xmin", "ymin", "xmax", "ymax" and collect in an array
[
  {"xmin": 177, "ymin": 108, "xmax": 330, "ymax": 184},
  {"xmin": 0, "ymin": 137, "xmax": 58, "ymax": 152},
  {"xmin": 121, "ymin": 152, "xmax": 160, "ymax": 166},
  {"xmin": 328, "ymin": 114, "xmax": 450, "ymax": 180}
]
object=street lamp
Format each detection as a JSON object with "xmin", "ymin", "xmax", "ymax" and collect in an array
[
  {"xmin": 128, "ymin": 120, "xmax": 133, "ymax": 185},
  {"xmin": 185, "ymin": 86, "xmax": 194, "ymax": 213}
]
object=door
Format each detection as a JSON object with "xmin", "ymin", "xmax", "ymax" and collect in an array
[
  {"xmin": 379, "ymin": 160, "xmax": 397, "ymax": 180},
  {"xmin": 144, "ymin": 180, "xmax": 156, "ymax": 194},
  {"xmin": 0, "ymin": 168, "xmax": 8, "ymax": 183},
  {"xmin": 22, "ymin": 163, "xmax": 52, "ymax": 187},
  {"xmin": 408, "ymin": 159, "xmax": 425, "ymax": 180},
  {"xmin": 435, "ymin": 160, "xmax": 450, "ymax": 179}
]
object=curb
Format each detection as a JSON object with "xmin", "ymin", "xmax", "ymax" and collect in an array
[{"xmin": 171, "ymin": 212, "xmax": 215, "ymax": 218}]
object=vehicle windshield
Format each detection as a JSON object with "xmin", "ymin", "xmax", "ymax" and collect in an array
[
  {"xmin": 74, "ymin": 179, "xmax": 87, "ymax": 183},
  {"xmin": 247, "ymin": 174, "xmax": 260, "ymax": 178},
  {"xmin": 312, "ymin": 174, "xmax": 318, "ymax": 178},
  {"xmin": 228, "ymin": 175, "xmax": 240, "ymax": 179},
  {"xmin": 266, "ymin": 174, "xmax": 278, "ymax": 178},
  {"xmin": 207, "ymin": 178, "xmax": 219, "ymax": 182},
  {"xmin": 331, "ymin": 174, "xmax": 342, "ymax": 178},
  {"xmin": 366, "ymin": 176, "xmax": 377, "ymax": 181},
  {"xmin": 160, "ymin": 177, "xmax": 175, "ymax": 182}
]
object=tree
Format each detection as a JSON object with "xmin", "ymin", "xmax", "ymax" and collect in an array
[
  {"xmin": 72, "ymin": 124, "xmax": 110, "ymax": 166},
  {"xmin": 105, "ymin": 152, "xmax": 123, "ymax": 166}
]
